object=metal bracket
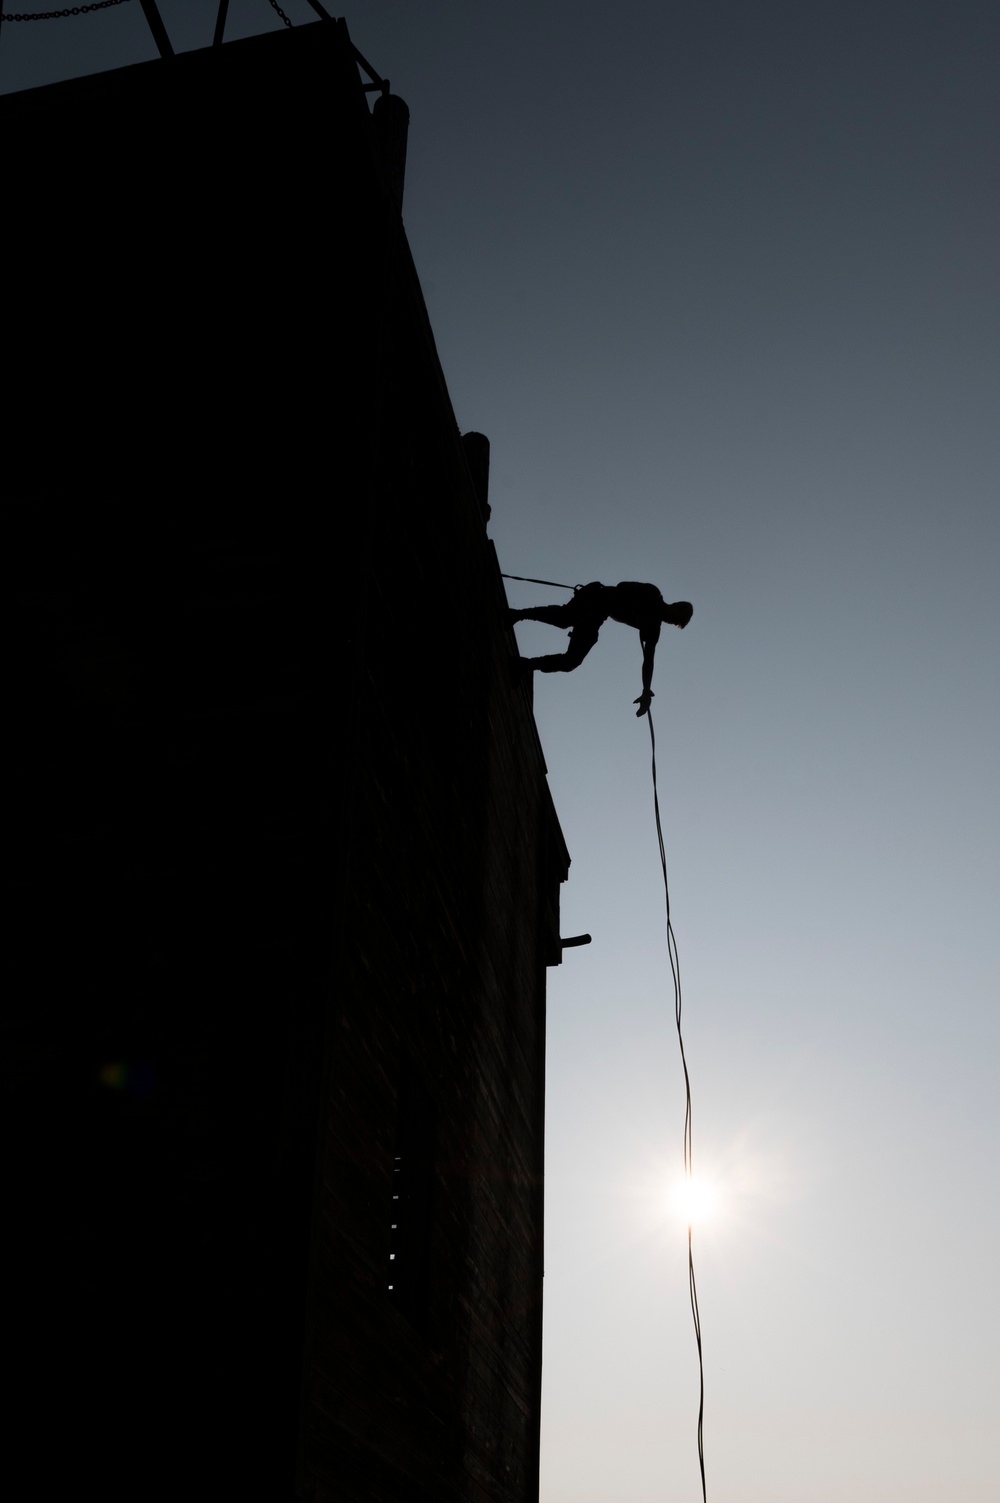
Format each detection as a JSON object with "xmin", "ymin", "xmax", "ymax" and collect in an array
[{"xmin": 352, "ymin": 43, "xmax": 390, "ymax": 96}]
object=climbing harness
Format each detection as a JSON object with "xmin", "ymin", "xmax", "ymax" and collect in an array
[
  {"xmin": 501, "ymin": 573, "xmax": 578, "ymax": 591},
  {"xmin": 646, "ymin": 705, "xmax": 706, "ymax": 1503}
]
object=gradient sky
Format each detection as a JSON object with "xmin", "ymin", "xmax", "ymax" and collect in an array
[{"xmin": 4, "ymin": 5, "xmax": 998, "ymax": 1501}]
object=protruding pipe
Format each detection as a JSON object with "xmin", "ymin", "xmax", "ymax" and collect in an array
[
  {"xmin": 560, "ymin": 934, "xmax": 592, "ymax": 950},
  {"xmin": 372, "ymin": 93, "xmax": 409, "ymax": 213},
  {"xmin": 462, "ymin": 432, "xmax": 491, "ymax": 524}
]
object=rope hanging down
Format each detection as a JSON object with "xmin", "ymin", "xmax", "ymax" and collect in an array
[{"xmin": 647, "ymin": 705, "xmax": 706, "ymax": 1503}]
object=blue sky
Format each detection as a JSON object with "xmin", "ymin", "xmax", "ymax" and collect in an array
[
  {"xmin": 352, "ymin": 9, "xmax": 999, "ymax": 1498},
  {"xmin": 5, "ymin": 5, "xmax": 997, "ymax": 1501}
]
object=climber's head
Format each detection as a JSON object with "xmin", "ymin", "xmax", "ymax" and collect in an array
[{"xmin": 662, "ymin": 601, "xmax": 693, "ymax": 629}]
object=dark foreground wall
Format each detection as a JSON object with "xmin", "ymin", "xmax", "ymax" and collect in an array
[{"xmin": 5, "ymin": 22, "xmax": 567, "ymax": 1502}]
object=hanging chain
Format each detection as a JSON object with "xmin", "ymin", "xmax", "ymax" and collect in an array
[
  {"xmin": 1, "ymin": 0, "xmax": 131, "ymax": 20},
  {"xmin": 1, "ymin": 0, "xmax": 295, "ymax": 24},
  {"xmin": 266, "ymin": 0, "xmax": 293, "ymax": 28}
]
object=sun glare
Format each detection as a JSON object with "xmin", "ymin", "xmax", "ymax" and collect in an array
[{"xmin": 669, "ymin": 1172, "xmax": 719, "ymax": 1228}]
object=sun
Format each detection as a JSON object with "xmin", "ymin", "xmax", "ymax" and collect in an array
[{"xmin": 668, "ymin": 1172, "xmax": 719, "ymax": 1228}]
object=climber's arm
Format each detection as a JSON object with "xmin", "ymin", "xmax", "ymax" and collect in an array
[{"xmin": 633, "ymin": 621, "xmax": 660, "ymax": 717}]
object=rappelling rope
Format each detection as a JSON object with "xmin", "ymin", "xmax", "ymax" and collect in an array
[
  {"xmin": 501, "ymin": 572, "xmax": 577, "ymax": 591},
  {"xmin": 646, "ymin": 705, "xmax": 706, "ymax": 1503}
]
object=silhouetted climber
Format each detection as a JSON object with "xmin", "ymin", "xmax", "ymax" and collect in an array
[{"xmin": 510, "ymin": 581, "xmax": 693, "ymax": 717}]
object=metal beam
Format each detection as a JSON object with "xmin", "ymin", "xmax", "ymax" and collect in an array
[
  {"xmin": 138, "ymin": 0, "xmax": 174, "ymax": 59},
  {"xmin": 213, "ymin": 0, "xmax": 230, "ymax": 48}
]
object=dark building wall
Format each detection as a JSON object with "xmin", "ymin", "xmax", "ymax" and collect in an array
[{"xmin": 5, "ymin": 21, "xmax": 566, "ymax": 1503}]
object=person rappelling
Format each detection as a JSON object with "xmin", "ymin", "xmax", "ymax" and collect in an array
[{"xmin": 509, "ymin": 580, "xmax": 693, "ymax": 717}]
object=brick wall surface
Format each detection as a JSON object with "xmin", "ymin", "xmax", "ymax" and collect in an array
[{"xmin": 5, "ymin": 21, "xmax": 567, "ymax": 1503}]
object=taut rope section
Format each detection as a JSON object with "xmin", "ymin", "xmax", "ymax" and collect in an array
[{"xmin": 501, "ymin": 572, "xmax": 577, "ymax": 591}]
